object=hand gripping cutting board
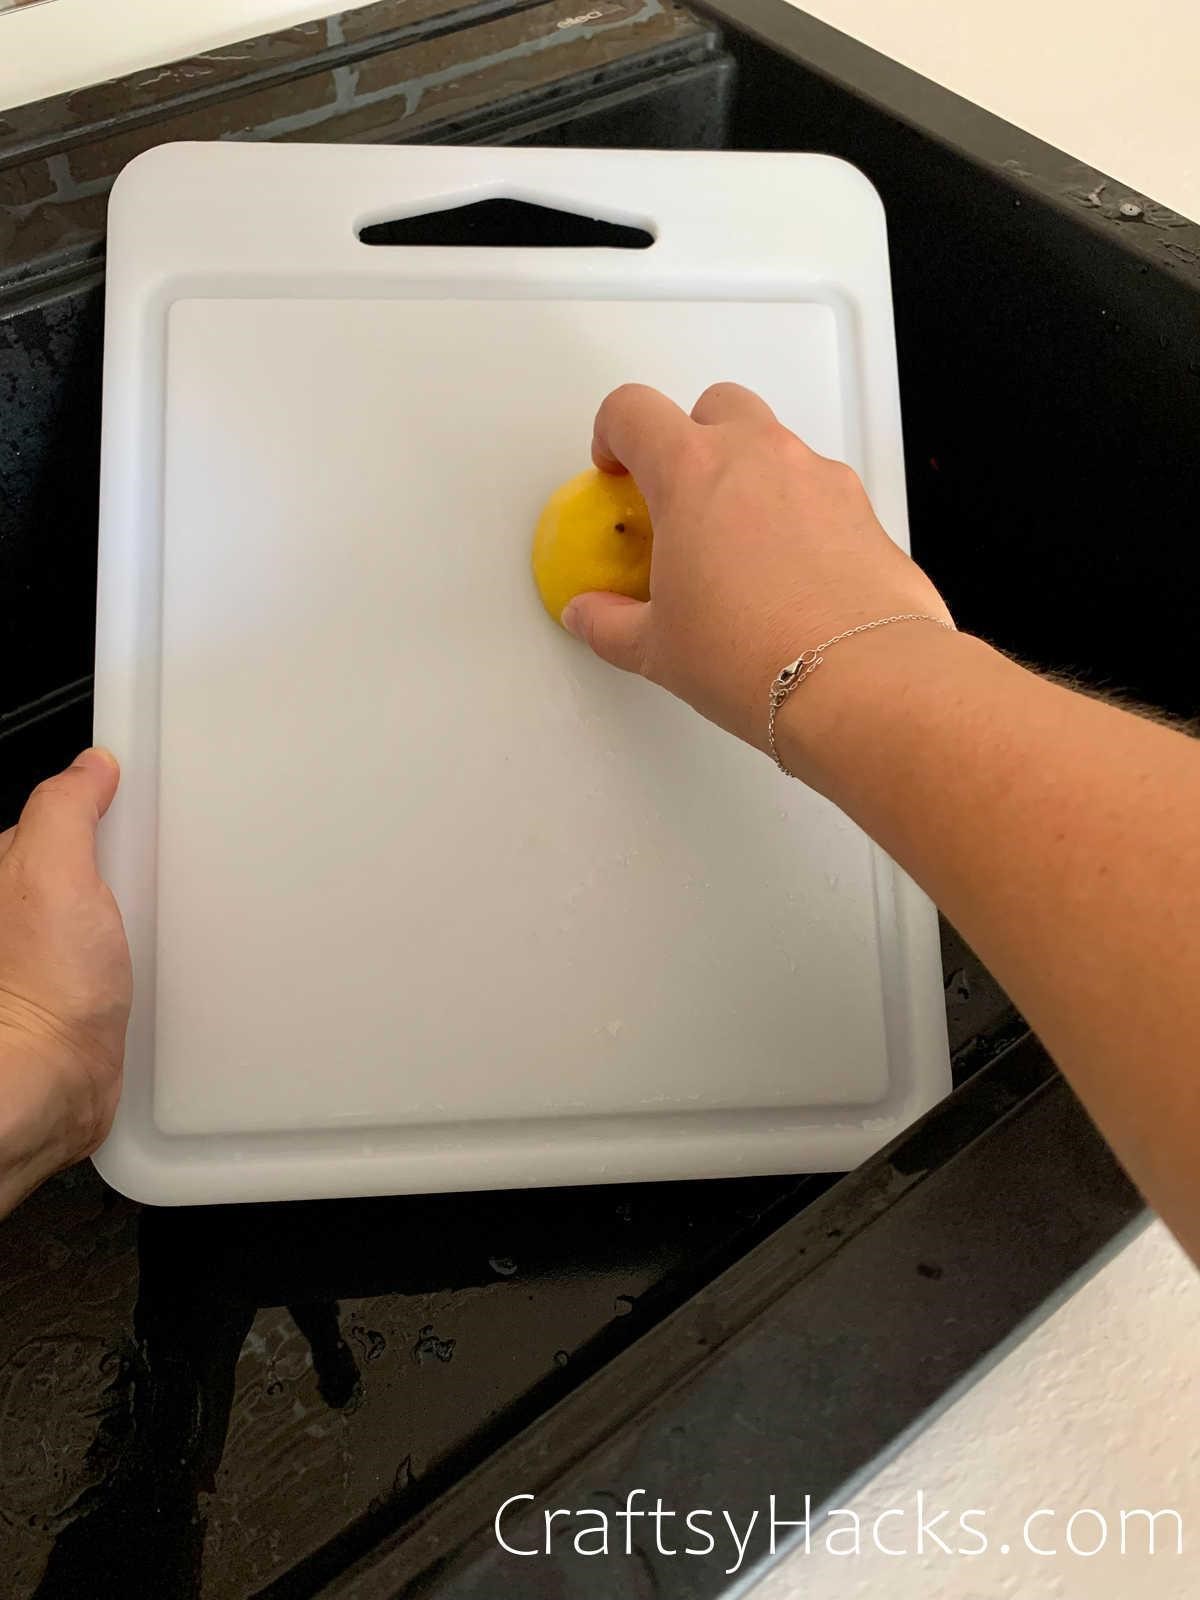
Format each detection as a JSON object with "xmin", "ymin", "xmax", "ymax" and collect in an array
[{"xmin": 92, "ymin": 142, "xmax": 949, "ymax": 1204}]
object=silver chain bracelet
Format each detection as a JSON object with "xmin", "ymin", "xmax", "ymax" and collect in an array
[{"xmin": 767, "ymin": 613, "xmax": 953, "ymax": 778}]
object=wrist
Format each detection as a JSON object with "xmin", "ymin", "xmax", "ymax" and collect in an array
[
  {"xmin": 773, "ymin": 621, "xmax": 985, "ymax": 803},
  {"xmin": 0, "ymin": 1035, "xmax": 104, "ymax": 1216}
]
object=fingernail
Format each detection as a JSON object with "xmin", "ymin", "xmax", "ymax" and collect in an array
[
  {"xmin": 73, "ymin": 746, "xmax": 119, "ymax": 772},
  {"xmin": 560, "ymin": 600, "xmax": 583, "ymax": 638}
]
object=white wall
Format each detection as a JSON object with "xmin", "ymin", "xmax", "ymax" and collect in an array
[
  {"xmin": 0, "ymin": 0, "xmax": 379, "ymax": 109},
  {"xmin": 751, "ymin": 1219, "xmax": 1200, "ymax": 1600},
  {"xmin": 796, "ymin": 0, "xmax": 1200, "ymax": 219}
]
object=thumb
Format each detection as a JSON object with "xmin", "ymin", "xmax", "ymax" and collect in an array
[
  {"xmin": 561, "ymin": 593, "xmax": 649, "ymax": 675},
  {"xmin": 13, "ymin": 748, "xmax": 121, "ymax": 880}
]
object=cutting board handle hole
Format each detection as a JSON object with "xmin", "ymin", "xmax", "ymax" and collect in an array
[{"xmin": 357, "ymin": 198, "xmax": 653, "ymax": 250}]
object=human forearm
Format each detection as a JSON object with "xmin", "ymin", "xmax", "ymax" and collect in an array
[
  {"xmin": 563, "ymin": 380, "xmax": 1200, "ymax": 1260},
  {"xmin": 782, "ymin": 623, "xmax": 1200, "ymax": 1255}
]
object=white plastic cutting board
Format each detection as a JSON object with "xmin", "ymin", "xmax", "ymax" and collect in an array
[{"xmin": 92, "ymin": 142, "xmax": 949, "ymax": 1205}]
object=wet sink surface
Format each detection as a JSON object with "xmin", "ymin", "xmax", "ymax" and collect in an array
[{"xmin": 0, "ymin": 1162, "xmax": 828, "ymax": 1598}]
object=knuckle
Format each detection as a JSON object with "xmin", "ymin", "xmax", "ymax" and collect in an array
[
  {"xmin": 605, "ymin": 381, "xmax": 652, "ymax": 411},
  {"xmin": 776, "ymin": 424, "xmax": 816, "ymax": 458},
  {"xmin": 826, "ymin": 455, "xmax": 862, "ymax": 488},
  {"xmin": 798, "ymin": 450, "xmax": 862, "ymax": 497},
  {"xmin": 839, "ymin": 467, "xmax": 872, "ymax": 508},
  {"xmin": 696, "ymin": 380, "xmax": 734, "ymax": 407}
]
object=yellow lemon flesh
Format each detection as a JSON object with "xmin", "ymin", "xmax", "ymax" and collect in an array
[{"xmin": 531, "ymin": 468, "xmax": 652, "ymax": 625}]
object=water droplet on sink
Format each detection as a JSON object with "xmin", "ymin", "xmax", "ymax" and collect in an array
[
  {"xmin": 350, "ymin": 1324, "xmax": 387, "ymax": 1363},
  {"xmin": 413, "ymin": 1327, "xmax": 456, "ymax": 1365}
]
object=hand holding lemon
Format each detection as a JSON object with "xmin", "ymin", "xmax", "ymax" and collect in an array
[
  {"xmin": 531, "ymin": 467, "xmax": 653, "ymax": 626},
  {"xmin": 532, "ymin": 382, "xmax": 949, "ymax": 757}
]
